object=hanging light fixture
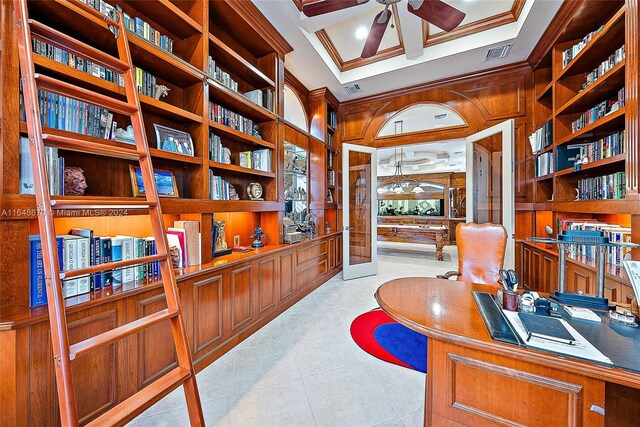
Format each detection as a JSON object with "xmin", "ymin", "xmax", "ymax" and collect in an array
[{"xmin": 378, "ymin": 148, "xmax": 419, "ymax": 194}]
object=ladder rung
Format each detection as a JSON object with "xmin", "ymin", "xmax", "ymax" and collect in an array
[
  {"xmin": 50, "ymin": 199, "xmax": 157, "ymax": 210},
  {"xmin": 60, "ymin": 253, "xmax": 166, "ymax": 280},
  {"xmin": 69, "ymin": 308, "xmax": 179, "ymax": 360},
  {"xmin": 34, "ymin": 74, "xmax": 137, "ymax": 115},
  {"xmin": 43, "ymin": 133, "xmax": 145, "ymax": 160},
  {"xmin": 85, "ymin": 367, "xmax": 191, "ymax": 426},
  {"xmin": 29, "ymin": 19, "xmax": 129, "ymax": 73}
]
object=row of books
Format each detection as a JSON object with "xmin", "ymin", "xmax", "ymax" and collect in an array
[
  {"xmin": 576, "ymin": 171, "xmax": 625, "ymax": 201},
  {"xmin": 562, "ymin": 25, "xmax": 603, "ymax": 68},
  {"xmin": 328, "ymin": 151, "xmax": 334, "ymax": 167},
  {"xmin": 210, "ymin": 102, "xmax": 261, "ymax": 137},
  {"xmin": 328, "ymin": 110, "xmax": 337, "ymax": 129},
  {"xmin": 529, "ymin": 120, "xmax": 553, "ymax": 154},
  {"xmin": 558, "ymin": 219, "xmax": 631, "ymax": 265},
  {"xmin": 571, "ymin": 87, "xmax": 625, "ymax": 133},
  {"xmin": 79, "ymin": 0, "xmax": 175, "ymax": 54},
  {"xmin": 209, "ymin": 172, "xmax": 238, "ymax": 200},
  {"xmin": 29, "ymin": 232, "xmax": 160, "ymax": 307},
  {"xmin": 134, "ymin": 67, "xmax": 159, "ymax": 99},
  {"xmin": 208, "ymin": 56, "xmax": 238, "ymax": 92},
  {"xmin": 20, "ymin": 90, "xmax": 117, "ymax": 140},
  {"xmin": 244, "ymin": 89, "xmax": 275, "ymax": 113},
  {"xmin": 328, "ymin": 169, "xmax": 336, "ymax": 186},
  {"xmin": 209, "ymin": 133, "xmax": 229, "ymax": 164},
  {"xmin": 535, "ymin": 152, "xmax": 554, "ymax": 178},
  {"xmin": 31, "ymin": 37, "xmax": 122, "ymax": 85},
  {"xmin": 19, "ymin": 137, "xmax": 64, "ymax": 196},
  {"xmin": 583, "ymin": 45, "xmax": 625, "ymax": 90},
  {"xmin": 327, "ymin": 133, "xmax": 333, "ymax": 148},
  {"xmin": 238, "ymin": 149, "xmax": 272, "ymax": 172},
  {"xmin": 575, "ymin": 131, "xmax": 625, "ymax": 165}
]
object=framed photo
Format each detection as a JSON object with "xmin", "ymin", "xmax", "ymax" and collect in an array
[
  {"xmin": 129, "ymin": 165, "xmax": 179, "ymax": 198},
  {"xmin": 153, "ymin": 123, "xmax": 194, "ymax": 157}
]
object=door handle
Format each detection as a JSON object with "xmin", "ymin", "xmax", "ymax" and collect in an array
[{"xmin": 344, "ymin": 226, "xmax": 350, "ymax": 231}]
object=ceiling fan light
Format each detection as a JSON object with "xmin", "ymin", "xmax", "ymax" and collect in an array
[{"xmin": 355, "ymin": 26, "xmax": 369, "ymax": 40}]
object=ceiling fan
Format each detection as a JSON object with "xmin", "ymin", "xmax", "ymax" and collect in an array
[{"xmin": 302, "ymin": 0, "xmax": 466, "ymax": 58}]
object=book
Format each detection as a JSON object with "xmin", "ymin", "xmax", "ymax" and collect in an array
[
  {"xmin": 173, "ymin": 220, "xmax": 201, "ymax": 266},
  {"xmin": 29, "ymin": 235, "xmax": 64, "ymax": 307},
  {"xmin": 59, "ymin": 235, "xmax": 82, "ymax": 298},
  {"xmin": 100, "ymin": 237, "xmax": 113, "ymax": 287},
  {"xmin": 518, "ymin": 313, "xmax": 576, "ymax": 345},
  {"xmin": 110, "ymin": 237, "xmax": 123, "ymax": 285},
  {"xmin": 75, "ymin": 236, "xmax": 91, "ymax": 295},
  {"xmin": 166, "ymin": 228, "xmax": 187, "ymax": 267},
  {"xmin": 115, "ymin": 236, "xmax": 135, "ymax": 284},
  {"xmin": 166, "ymin": 234, "xmax": 183, "ymax": 268},
  {"xmin": 69, "ymin": 228, "xmax": 94, "ymax": 290}
]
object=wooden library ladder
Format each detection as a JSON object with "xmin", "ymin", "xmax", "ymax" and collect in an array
[{"xmin": 14, "ymin": 0, "xmax": 205, "ymax": 425}]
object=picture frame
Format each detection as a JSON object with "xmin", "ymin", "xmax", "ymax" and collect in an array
[
  {"xmin": 129, "ymin": 165, "xmax": 179, "ymax": 198},
  {"xmin": 153, "ymin": 123, "xmax": 194, "ymax": 157}
]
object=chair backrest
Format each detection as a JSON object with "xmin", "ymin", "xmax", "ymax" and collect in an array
[{"xmin": 456, "ymin": 222, "xmax": 507, "ymax": 285}]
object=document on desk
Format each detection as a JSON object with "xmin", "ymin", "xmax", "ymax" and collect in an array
[{"xmin": 502, "ymin": 310, "xmax": 613, "ymax": 365}]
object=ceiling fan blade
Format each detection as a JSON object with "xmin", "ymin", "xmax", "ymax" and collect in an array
[
  {"xmin": 361, "ymin": 9, "xmax": 391, "ymax": 58},
  {"xmin": 302, "ymin": 0, "xmax": 369, "ymax": 17},
  {"xmin": 407, "ymin": 0, "xmax": 465, "ymax": 32}
]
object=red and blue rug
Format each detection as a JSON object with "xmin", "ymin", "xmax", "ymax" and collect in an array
[{"xmin": 350, "ymin": 309, "xmax": 427, "ymax": 373}]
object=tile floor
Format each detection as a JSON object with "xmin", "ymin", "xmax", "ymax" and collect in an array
[{"xmin": 129, "ymin": 241, "xmax": 459, "ymax": 427}]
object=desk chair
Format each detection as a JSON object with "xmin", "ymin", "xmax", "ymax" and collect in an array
[{"xmin": 436, "ymin": 222, "xmax": 507, "ymax": 285}]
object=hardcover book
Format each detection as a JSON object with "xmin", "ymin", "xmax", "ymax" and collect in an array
[
  {"xmin": 29, "ymin": 235, "xmax": 64, "ymax": 307},
  {"xmin": 518, "ymin": 313, "xmax": 576, "ymax": 345}
]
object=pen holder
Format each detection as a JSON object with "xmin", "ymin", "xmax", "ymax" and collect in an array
[{"xmin": 502, "ymin": 290, "xmax": 520, "ymax": 311}]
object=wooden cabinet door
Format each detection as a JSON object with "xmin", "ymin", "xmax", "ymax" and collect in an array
[
  {"xmin": 335, "ymin": 234, "xmax": 343, "ymax": 268},
  {"xmin": 568, "ymin": 265, "xmax": 594, "ymax": 295},
  {"xmin": 540, "ymin": 253, "xmax": 557, "ymax": 293},
  {"xmin": 604, "ymin": 279, "xmax": 622, "ymax": 303},
  {"xmin": 532, "ymin": 248, "xmax": 542, "ymax": 291},
  {"xmin": 191, "ymin": 274, "xmax": 224, "ymax": 362},
  {"xmin": 328, "ymin": 237, "xmax": 336, "ymax": 270},
  {"xmin": 129, "ymin": 291, "xmax": 177, "ymax": 389},
  {"xmin": 258, "ymin": 256, "xmax": 278, "ymax": 315},
  {"xmin": 279, "ymin": 251, "xmax": 295, "ymax": 303},
  {"xmin": 522, "ymin": 244, "xmax": 533, "ymax": 289},
  {"xmin": 229, "ymin": 264, "xmax": 255, "ymax": 334}
]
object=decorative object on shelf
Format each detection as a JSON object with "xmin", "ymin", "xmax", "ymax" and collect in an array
[
  {"xmin": 249, "ymin": 225, "xmax": 268, "ymax": 248},
  {"xmin": 327, "ymin": 189, "xmax": 334, "ymax": 203},
  {"xmin": 64, "ymin": 167, "xmax": 87, "ymax": 196},
  {"xmin": 129, "ymin": 165, "xmax": 179, "ymax": 198},
  {"xmin": 253, "ymin": 124, "xmax": 262, "ymax": 139},
  {"xmin": 222, "ymin": 147, "xmax": 232, "ymax": 164},
  {"xmin": 114, "ymin": 125, "xmax": 136, "ymax": 144},
  {"xmin": 328, "ymin": 169, "xmax": 335, "ymax": 186},
  {"xmin": 305, "ymin": 211, "xmax": 318, "ymax": 238},
  {"xmin": 283, "ymin": 218, "xmax": 303, "ymax": 244},
  {"xmin": 153, "ymin": 84, "xmax": 170, "ymax": 100},
  {"xmin": 213, "ymin": 220, "xmax": 230, "ymax": 255},
  {"xmin": 325, "ymin": 221, "xmax": 331, "ymax": 234},
  {"xmin": 247, "ymin": 182, "xmax": 264, "ymax": 201},
  {"xmin": 153, "ymin": 124, "xmax": 194, "ymax": 157},
  {"xmin": 228, "ymin": 184, "xmax": 240, "ymax": 201}
]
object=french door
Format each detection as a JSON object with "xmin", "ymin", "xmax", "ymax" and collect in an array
[
  {"xmin": 342, "ymin": 143, "xmax": 377, "ymax": 280},
  {"xmin": 465, "ymin": 120, "xmax": 515, "ymax": 269}
]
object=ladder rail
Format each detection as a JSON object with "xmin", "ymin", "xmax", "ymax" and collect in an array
[{"xmin": 14, "ymin": 1, "xmax": 78, "ymax": 425}]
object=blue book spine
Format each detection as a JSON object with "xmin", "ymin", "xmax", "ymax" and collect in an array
[
  {"xmin": 134, "ymin": 17, "xmax": 144, "ymax": 36},
  {"xmin": 101, "ymin": 238, "xmax": 113, "ymax": 287},
  {"xmin": 93, "ymin": 236, "xmax": 102, "ymax": 290},
  {"xmin": 152, "ymin": 240, "xmax": 159, "ymax": 277},
  {"xmin": 29, "ymin": 235, "xmax": 63, "ymax": 307}
]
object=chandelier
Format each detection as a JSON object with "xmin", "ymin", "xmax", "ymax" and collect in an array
[{"xmin": 377, "ymin": 149, "xmax": 423, "ymax": 194}]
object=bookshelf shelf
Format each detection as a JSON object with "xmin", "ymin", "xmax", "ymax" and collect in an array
[
  {"xmin": 536, "ymin": 80, "xmax": 553, "ymax": 103},
  {"xmin": 555, "ymin": 107, "xmax": 625, "ymax": 146},
  {"xmin": 535, "ymin": 144, "xmax": 554, "ymax": 156},
  {"xmin": 555, "ymin": 153, "xmax": 625, "ymax": 177},
  {"xmin": 149, "ymin": 149, "xmax": 203, "ymax": 164},
  {"xmin": 127, "ymin": 34, "xmax": 203, "ymax": 86},
  {"xmin": 552, "ymin": 199, "xmax": 638, "ymax": 215},
  {"xmin": 555, "ymin": 60, "xmax": 626, "ymax": 116},
  {"xmin": 556, "ymin": 6, "xmax": 626, "ymax": 79},
  {"xmin": 207, "ymin": 120, "xmax": 275, "ymax": 149},
  {"xmin": 207, "ymin": 79, "xmax": 276, "ymax": 122},
  {"xmin": 209, "ymin": 161, "xmax": 275, "ymax": 178},
  {"xmin": 121, "ymin": 0, "xmax": 203, "ymax": 39},
  {"xmin": 208, "ymin": 33, "xmax": 275, "ymax": 88},
  {"xmin": 33, "ymin": 55, "xmax": 125, "ymax": 96},
  {"xmin": 139, "ymin": 94, "xmax": 203, "ymax": 123}
]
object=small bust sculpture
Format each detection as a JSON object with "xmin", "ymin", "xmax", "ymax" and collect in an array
[
  {"xmin": 64, "ymin": 167, "xmax": 88, "ymax": 195},
  {"xmin": 250, "ymin": 225, "xmax": 268, "ymax": 248},
  {"xmin": 214, "ymin": 220, "xmax": 228, "ymax": 251},
  {"xmin": 153, "ymin": 84, "xmax": 170, "ymax": 100}
]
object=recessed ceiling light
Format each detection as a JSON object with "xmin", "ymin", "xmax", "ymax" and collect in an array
[{"xmin": 355, "ymin": 26, "xmax": 369, "ymax": 40}]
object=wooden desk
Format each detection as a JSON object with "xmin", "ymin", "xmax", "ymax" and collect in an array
[
  {"xmin": 375, "ymin": 278, "xmax": 640, "ymax": 426},
  {"xmin": 377, "ymin": 225, "xmax": 448, "ymax": 260}
]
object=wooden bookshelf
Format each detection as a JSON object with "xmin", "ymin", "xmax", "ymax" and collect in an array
[{"xmin": 523, "ymin": 0, "xmax": 636, "ymax": 298}]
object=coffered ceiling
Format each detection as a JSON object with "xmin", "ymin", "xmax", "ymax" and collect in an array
[{"xmin": 252, "ymin": 0, "xmax": 563, "ymax": 101}]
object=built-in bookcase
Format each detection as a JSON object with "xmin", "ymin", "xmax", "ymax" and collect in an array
[{"xmin": 525, "ymin": 0, "xmax": 635, "ymax": 294}]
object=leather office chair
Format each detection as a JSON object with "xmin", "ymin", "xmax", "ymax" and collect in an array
[{"xmin": 436, "ymin": 222, "xmax": 507, "ymax": 285}]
